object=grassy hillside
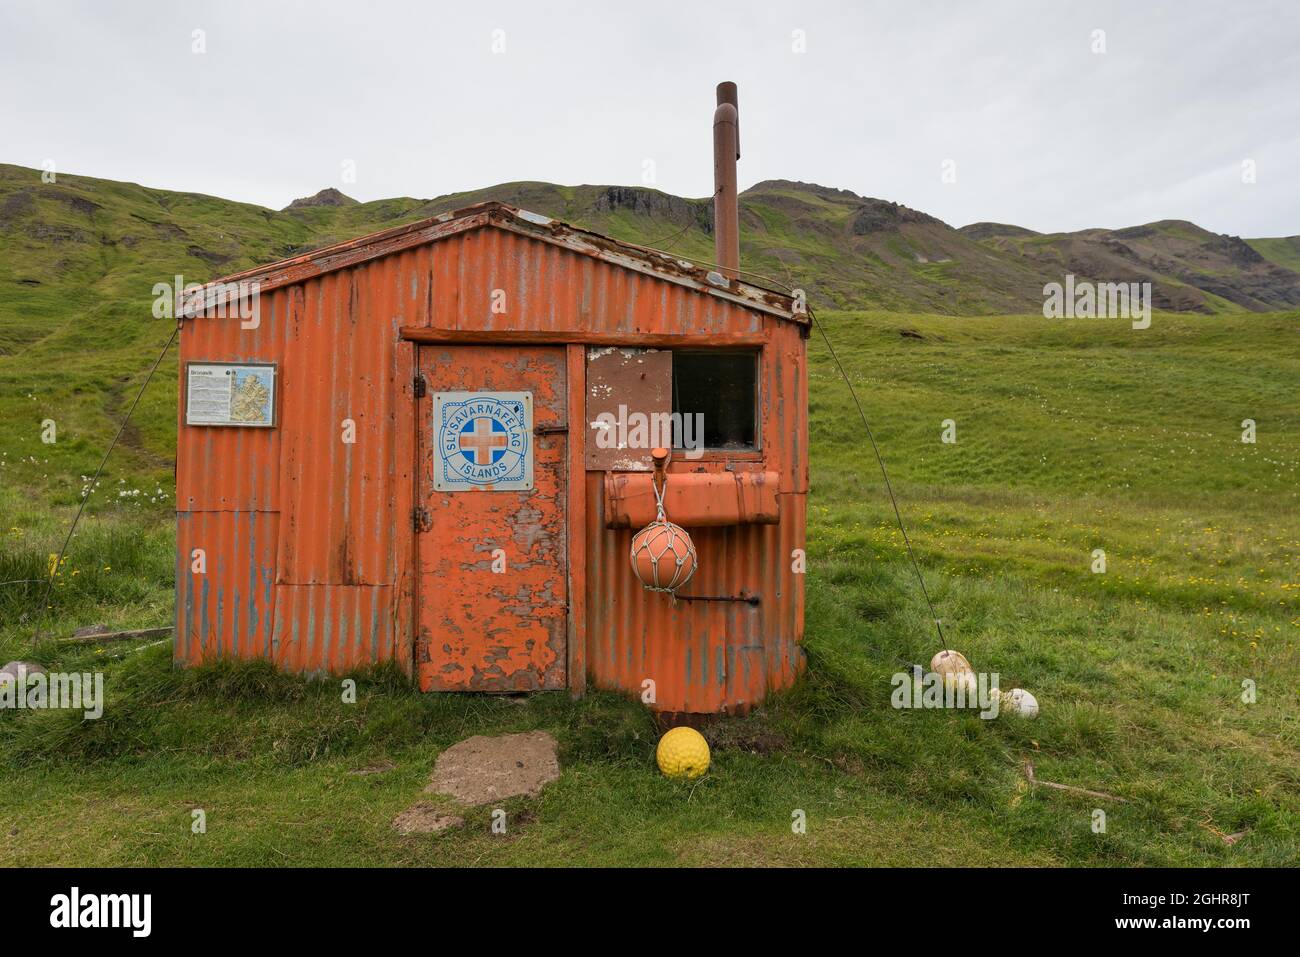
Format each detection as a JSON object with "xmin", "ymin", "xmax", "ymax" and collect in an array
[
  {"xmin": 961, "ymin": 219, "xmax": 1300, "ymax": 314},
  {"xmin": 1, "ymin": 307, "xmax": 1296, "ymax": 866},
  {"xmin": 6, "ymin": 163, "xmax": 1300, "ymax": 326},
  {"xmin": 1249, "ymin": 235, "xmax": 1300, "ymax": 274}
]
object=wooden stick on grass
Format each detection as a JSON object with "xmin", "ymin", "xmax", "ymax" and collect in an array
[
  {"xmin": 60, "ymin": 626, "xmax": 172, "ymax": 645},
  {"xmin": 1023, "ymin": 761, "xmax": 1129, "ymax": 803}
]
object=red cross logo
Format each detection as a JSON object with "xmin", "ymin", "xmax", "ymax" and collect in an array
[{"xmin": 458, "ymin": 416, "xmax": 508, "ymax": 465}]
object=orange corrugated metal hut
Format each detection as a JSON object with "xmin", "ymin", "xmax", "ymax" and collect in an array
[{"xmin": 174, "ymin": 84, "xmax": 808, "ymax": 715}]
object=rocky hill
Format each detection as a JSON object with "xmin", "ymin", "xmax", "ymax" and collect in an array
[{"xmin": 2, "ymin": 163, "xmax": 1299, "ymax": 336}]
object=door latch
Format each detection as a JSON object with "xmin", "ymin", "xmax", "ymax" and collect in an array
[
  {"xmin": 413, "ymin": 373, "xmax": 427, "ymax": 399},
  {"xmin": 412, "ymin": 506, "xmax": 432, "ymax": 533}
]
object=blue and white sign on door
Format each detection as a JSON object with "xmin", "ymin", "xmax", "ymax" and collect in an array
[{"xmin": 433, "ymin": 391, "xmax": 533, "ymax": 491}]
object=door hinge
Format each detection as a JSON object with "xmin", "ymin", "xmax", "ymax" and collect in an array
[
  {"xmin": 413, "ymin": 373, "xmax": 427, "ymax": 399},
  {"xmin": 412, "ymin": 506, "xmax": 431, "ymax": 533}
]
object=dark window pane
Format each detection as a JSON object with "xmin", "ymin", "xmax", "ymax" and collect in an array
[{"xmin": 672, "ymin": 351, "xmax": 758, "ymax": 450}]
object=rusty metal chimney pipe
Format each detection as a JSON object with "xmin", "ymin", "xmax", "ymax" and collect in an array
[{"xmin": 713, "ymin": 81, "xmax": 740, "ymax": 279}]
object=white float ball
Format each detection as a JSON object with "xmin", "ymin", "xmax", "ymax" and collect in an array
[{"xmin": 1002, "ymin": 688, "xmax": 1039, "ymax": 718}]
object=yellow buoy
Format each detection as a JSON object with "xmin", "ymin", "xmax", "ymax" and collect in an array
[{"xmin": 656, "ymin": 726, "xmax": 711, "ymax": 779}]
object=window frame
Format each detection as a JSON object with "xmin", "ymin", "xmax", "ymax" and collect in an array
[{"xmin": 670, "ymin": 347, "xmax": 763, "ymax": 458}]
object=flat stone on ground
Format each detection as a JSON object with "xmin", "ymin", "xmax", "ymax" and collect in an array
[
  {"xmin": 392, "ymin": 803, "xmax": 462, "ymax": 835},
  {"xmin": 426, "ymin": 731, "xmax": 560, "ymax": 805},
  {"xmin": 0, "ymin": 661, "xmax": 46, "ymax": 683}
]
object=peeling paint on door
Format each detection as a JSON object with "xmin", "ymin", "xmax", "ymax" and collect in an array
[{"xmin": 416, "ymin": 345, "xmax": 567, "ymax": 691}]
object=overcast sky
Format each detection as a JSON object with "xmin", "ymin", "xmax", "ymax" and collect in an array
[{"xmin": 2, "ymin": 0, "xmax": 1297, "ymax": 236}]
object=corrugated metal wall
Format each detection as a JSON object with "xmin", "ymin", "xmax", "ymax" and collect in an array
[
  {"xmin": 582, "ymin": 321, "xmax": 807, "ymax": 713},
  {"xmin": 176, "ymin": 256, "xmax": 419, "ymax": 674},
  {"xmin": 177, "ymin": 220, "xmax": 805, "ymax": 710}
]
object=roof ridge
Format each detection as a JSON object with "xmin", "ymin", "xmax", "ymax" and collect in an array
[{"xmin": 179, "ymin": 202, "xmax": 804, "ymax": 324}]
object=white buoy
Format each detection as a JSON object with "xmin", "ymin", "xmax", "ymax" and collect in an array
[{"xmin": 1001, "ymin": 688, "xmax": 1039, "ymax": 718}]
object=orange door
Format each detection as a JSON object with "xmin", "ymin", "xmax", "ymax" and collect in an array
[{"xmin": 415, "ymin": 345, "xmax": 568, "ymax": 691}]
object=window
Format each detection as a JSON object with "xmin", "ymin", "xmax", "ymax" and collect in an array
[
  {"xmin": 672, "ymin": 351, "xmax": 758, "ymax": 451},
  {"xmin": 583, "ymin": 347, "xmax": 760, "ymax": 471}
]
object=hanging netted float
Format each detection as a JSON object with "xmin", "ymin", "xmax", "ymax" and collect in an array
[{"xmin": 629, "ymin": 448, "xmax": 698, "ymax": 599}]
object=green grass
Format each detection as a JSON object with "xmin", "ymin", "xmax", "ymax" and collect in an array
[{"xmin": 1, "ymin": 306, "xmax": 1296, "ymax": 866}]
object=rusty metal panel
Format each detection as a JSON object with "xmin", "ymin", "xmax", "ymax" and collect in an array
[
  {"xmin": 414, "ymin": 345, "xmax": 568, "ymax": 691},
  {"xmin": 418, "ymin": 227, "xmax": 768, "ymax": 341},
  {"xmin": 175, "ymin": 253, "xmax": 418, "ymax": 673},
  {"xmin": 176, "ymin": 287, "xmax": 286, "ymax": 512},
  {"xmin": 584, "ymin": 347, "xmax": 671, "ymax": 471},
  {"xmin": 565, "ymin": 343, "xmax": 587, "ymax": 697},
  {"xmin": 584, "ymin": 319, "xmax": 807, "ymax": 714},
  {"xmin": 175, "ymin": 510, "xmax": 279, "ymax": 662},
  {"xmin": 275, "ymin": 267, "xmax": 399, "ymax": 586},
  {"xmin": 584, "ymin": 479, "xmax": 806, "ymax": 714},
  {"xmin": 175, "ymin": 286, "xmax": 286, "ymax": 668},
  {"xmin": 271, "ymin": 583, "xmax": 395, "ymax": 673}
]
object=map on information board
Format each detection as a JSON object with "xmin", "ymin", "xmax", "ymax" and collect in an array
[{"xmin": 186, "ymin": 363, "xmax": 276, "ymax": 427}]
